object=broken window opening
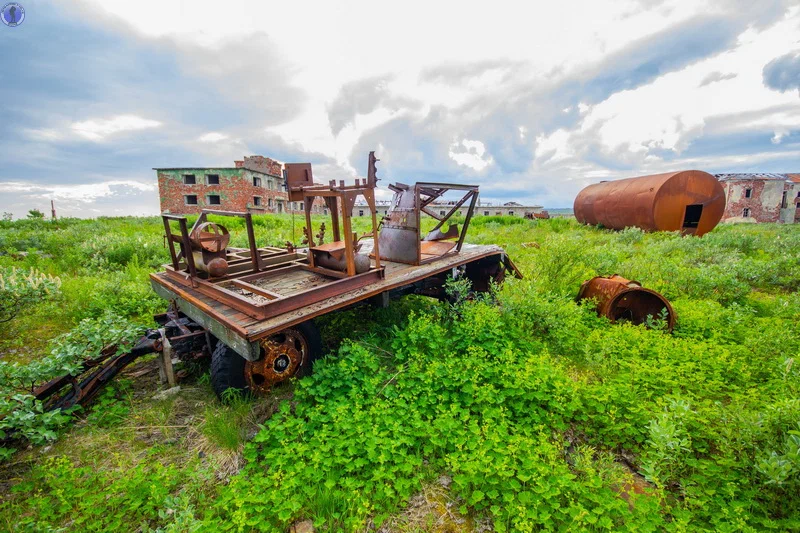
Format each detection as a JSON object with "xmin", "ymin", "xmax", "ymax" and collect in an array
[
  {"xmin": 745, "ymin": 188, "xmax": 752, "ymax": 198},
  {"xmin": 253, "ymin": 196, "xmax": 262, "ymax": 206},
  {"xmin": 743, "ymin": 208, "xmax": 750, "ymax": 217},
  {"xmin": 184, "ymin": 195, "xmax": 198, "ymax": 205},
  {"xmin": 207, "ymin": 195, "xmax": 221, "ymax": 205},
  {"xmin": 206, "ymin": 174, "xmax": 219, "ymax": 185},
  {"xmin": 183, "ymin": 174, "xmax": 196, "ymax": 185}
]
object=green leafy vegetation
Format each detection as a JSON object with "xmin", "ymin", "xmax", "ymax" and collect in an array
[
  {"xmin": 0, "ymin": 215, "xmax": 798, "ymax": 531},
  {"xmin": 0, "ymin": 266, "xmax": 60, "ymax": 325}
]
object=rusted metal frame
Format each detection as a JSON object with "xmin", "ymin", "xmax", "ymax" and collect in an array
[
  {"xmin": 417, "ymin": 182, "xmax": 478, "ymax": 191},
  {"xmin": 165, "ymin": 308, "xmax": 192, "ymax": 336},
  {"xmin": 246, "ymin": 268, "xmax": 384, "ymax": 319},
  {"xmin": 177, "ymin": 218, "xmax": 198, "ymax": 279},
  {"xmin": 188, "ymin": 211, "xmax": 208, "ymax": 236},
  {"xmin": 502, "ymin": 254, "xmax": 523, "ymax": 279},
  {"xmin": 191, "ymin": 209, "xmax": 263, "ymax": 271},
  {"xmin": 413, "ymin": 185, "xmax": 423, "ymax": 264},
  {"xmin": 34, "ymin": 333, "xmax": 162, "ymax": 412},
  {"xmin": 162, "ymin": 254, "xmax": 303, "ymax": 285},
  {"xmin": 162, "ymin": 217, "xmax": 181, "ymax": 269},
  {"xmin": 428, "ymin": 190, "xmax": 472, "ymax": 234},
  {"xmin": 230, "ymin": 279, "xmax": 281, "ymax": 300},
  {"xmin": 192, "ymin": 279, "xmax": 267, "ymax": 318},
  {"xmin": 419, "ymin": 251, "xmax": 458, "ymax": 265},
  {"xmin": 419, "ymin": 189, "xmax": 446, "ymax": 209},
  {"xmin": 300, "ymin": 264, "xmax": 349, "ymax": 279},
  {"xmin": 236, "ymin": 263, "xmax": 308, "ymax": 283},
  {"xmin": 230, "ymin": 252, "xmax": 303, "ymax": 271},
  {"xmin": 194, "ymin": 267, "xmax": 384, "ymax": 320},
  {"xmin": 150, "ymin": 276, "xmax": 251, "ymax": 337},
  {"xmin": 244, "ymin": 213, "xmax": 262, "ymax": 272},
  {"xmin": 326, "ymin": 196, "xmax": 341, "ymax": 242},
  {"xmin": 456, "ymin": 191, "xmax": 478, "ymax": 252},
  {"xmin": 364, "ymin": 189, "xmax": 381, "ymax": 271},
  {"xmin": 420, "ymin": 206, "xmax": 445, "ymax": 220},
  {"xmin": 246, "ymin": 249, "xmax": 502, "ymax": 342},
  {"xmin": 225, "ymin": 249, "xmax": 290, "ymax": 267},
  {"xmin": 304, "ymin": 194, "xmax": 316, "ymax": 268},
  {"xmin": 340, "ymin": 191, "xmax": 357, "ymax": 276},
  {"xmin": 33, "ymin": 348, "xmax": 116, "ymax": 402}
]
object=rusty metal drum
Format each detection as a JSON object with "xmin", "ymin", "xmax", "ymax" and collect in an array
[
  {"xmin": 573, "ymin": 170, "xmax": 725, "ymax": 236},
  {"xmin": 577, "ymin": 275, "xmax": 676, "ymax": 331}
]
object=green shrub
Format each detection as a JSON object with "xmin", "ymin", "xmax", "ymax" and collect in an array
[{"xmin": 0, "ymin": 267, "xmax": 60, "ymax": 324}]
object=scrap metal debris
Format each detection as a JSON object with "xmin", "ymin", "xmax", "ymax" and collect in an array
[{"xmin": 577, "ymin": 275, "xmax": 675, "ymax": 331}]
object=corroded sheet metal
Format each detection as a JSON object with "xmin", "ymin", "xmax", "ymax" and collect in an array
[
  {"xmin": 573, "ymin": 170, "xmax": 725, "ymax": 236},
  {"xmin": 577, "ymin": 275, "xmax": 676, "ymax": 331}
]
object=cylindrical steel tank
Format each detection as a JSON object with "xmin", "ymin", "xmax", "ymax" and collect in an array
[
  {"xmin": 577, "ymin": 275, "xmax": 676, "ymax": 332},
  {"xmin": 573, "ymin": 170, "xmax": 725, "ymax": 236}
]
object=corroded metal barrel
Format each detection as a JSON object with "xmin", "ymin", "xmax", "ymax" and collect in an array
[
  {"xmin": 577, "ymin": 275, "xmax": 676, "ymax": 331},
  {"xmin": 573, "ymin": 170, "xmax": 725, "ymax": 236}
]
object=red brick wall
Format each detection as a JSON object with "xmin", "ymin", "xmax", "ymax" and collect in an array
[
  {"xmin": 721, "ymin": 179, "xmax": 783, "ymax": 222},
  {"xmin": 158, "ymin": 169, "xmax": 324, "ymax": 215},
  {"xmin": 242, "ymin": 156, "xmax": 282, "ymax": 177}
]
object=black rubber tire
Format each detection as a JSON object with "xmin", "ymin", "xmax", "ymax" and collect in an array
[{"xmin": 210, "ymin": 320, "xmax": 322, "ymax": 400}]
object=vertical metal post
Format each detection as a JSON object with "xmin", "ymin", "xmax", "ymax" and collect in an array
[
  {"xmin": 327, "ymin": 197, "xmax": 341, "ymax": 242},
  {"xmin": 456, "ymin": 191, "xmax": 478, "ymax": 252},
  {"xmin": 178, "ymin": 218, "xmax": 197, "ymax": 278},
  {"xmin": 305, "ymin": 195, "xmax": 316, "ymax": 268},
  {"xmin": 244, "ymin": 213, "xmax": 261, "ymax": 271},
  {"xmin": 341, "ymin": 192, "xmax": 356, "ymax": 276},
  {"xmin": 162, "ymin": 217, "xmax": 180, "ymax": 270}
]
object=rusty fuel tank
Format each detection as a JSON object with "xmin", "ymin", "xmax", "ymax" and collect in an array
[
  {"xmin": 573, "ymin": 170, "xmax": 725, "ymax": 236},
  {"xmin": 577, "ymin": 275, "xmax": 676, "ymax": 331}
]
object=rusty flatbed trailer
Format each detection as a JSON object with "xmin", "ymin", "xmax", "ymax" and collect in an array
[
  {"xmin": 150, "ymin": 241, "xmax": 512, "ymax": 362},
  {"xmin": 149, "ymin": 152, "xmax": 521, "ymax": 397}
]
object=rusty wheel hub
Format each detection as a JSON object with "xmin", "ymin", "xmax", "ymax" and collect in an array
[{"xmin": 244, "ymin": 329, "xmax": 307, "ymax": 395}]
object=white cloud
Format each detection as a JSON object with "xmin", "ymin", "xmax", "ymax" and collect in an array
[
  {"xmin": 0, "ymin": 180, "xmax": 155, "ymax": 202},
  {"xmin": 198, "ymin": 132, "xmax": 229, "ymax": 143},
  {"xmin": 449, "ymin": 139, "xmax": 493, "ymax": 171},
  {"xmin": 71, "ymin": 115, "xmax": 162, "ymax": 141},
  {"xmin": 537, "ymin": 7, "xmax": 800, "ymax": 169}
]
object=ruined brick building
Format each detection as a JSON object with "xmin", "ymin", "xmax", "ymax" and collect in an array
[
  {"xmin": 716, "ymin": 173, "xmax": 800, "ymax": 223},
  {"xmin": 156, "ymin": 155, "xmax": 324, "ymax": 215}
]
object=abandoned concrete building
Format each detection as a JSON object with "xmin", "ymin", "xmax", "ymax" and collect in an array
[
  {"xmin": 156, "ymin": 155, "xmax": 324, "ymax": 215},
  {"xmin": 716, "ymin": 173, "xmax": 800, "ymax": 224}
]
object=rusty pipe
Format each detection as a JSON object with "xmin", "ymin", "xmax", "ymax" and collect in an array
[{"xmin": 577, "ymin": 275, "xmax": 675, "ymax": 331}]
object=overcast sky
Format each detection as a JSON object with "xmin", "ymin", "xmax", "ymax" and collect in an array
[{"xmin": 1, "ymin": 0, "xmax": 799, "ymax": 218}]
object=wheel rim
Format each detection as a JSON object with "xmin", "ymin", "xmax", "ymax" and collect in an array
[{"xmin": 244, "ymin": 328, "xmax": 308, "ymax": 395}]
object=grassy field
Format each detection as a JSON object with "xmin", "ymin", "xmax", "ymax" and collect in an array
[{"xmin": 0, "ymin": 215, "xmax": 798, "ymax": 532}]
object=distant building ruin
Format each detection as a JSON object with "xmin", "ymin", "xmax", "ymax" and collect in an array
[
  {"xmin": 155, "ymin": 156, "xmax": 324, "ymax": 215},
  {"xmin": 716, "ymin": 173, "xmax": 800, "ymax": 224}
]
